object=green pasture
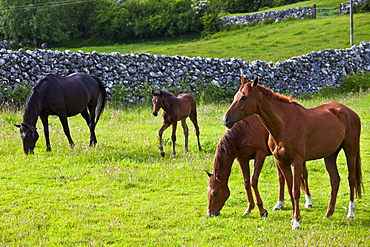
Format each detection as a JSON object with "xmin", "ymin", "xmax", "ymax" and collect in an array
[
  {"xmin": 1, "ymin": 91, "xmax": 369, "ymax": 245},
  {"xmin": 59, "ymin": 13, "xmax": 370, "ymax": 63}
]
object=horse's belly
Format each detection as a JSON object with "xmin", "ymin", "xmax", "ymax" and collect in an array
[{"xmin": 304, "ymin": 138, "xmax": 343, "ymax": 160}]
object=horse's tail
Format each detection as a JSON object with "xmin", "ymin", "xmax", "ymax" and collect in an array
[
  {"xmin": 92, "ymin": 75, "xmax": 107, "ymax": 124},
  {"xmin": 355, "ymin": 151, "xmax": 363, "ymax": 199}
]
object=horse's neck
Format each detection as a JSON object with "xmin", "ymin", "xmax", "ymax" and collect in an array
[
  {"xmin": 23, "ymin": 89, "xmax": 42, "ymax": 126},
  {"xmin": 256, "ymin": 99, "xmax": 292, "ymax": 142},
  {"xmin": 212, "ymin": 149, "xmax": 234, "ymax": 181},
  {"xmin": 162, "ymin": 96, "xmax": 176, "ymax": 113}
]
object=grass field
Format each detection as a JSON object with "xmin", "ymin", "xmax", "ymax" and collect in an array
[
  {"xmin": 59, "ymin": 13, "xmax": 370, "ymax": 63},
  {"xmin": 1, "ymin": 91, "xmax": 369, "ymax": 245}
]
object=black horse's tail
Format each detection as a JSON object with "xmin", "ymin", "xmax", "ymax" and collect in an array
[{"xmin": 92, "ymin": 75, "xmax": 107, "ymax": 124}]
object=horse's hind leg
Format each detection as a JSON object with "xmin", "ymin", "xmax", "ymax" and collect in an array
[
  {"xmin": 323, "ymin": 151, "xmax": 340, "ymax": 218},
  {"xmin": 189, "ymin": 111, "xmax": 201, "ymax": 151},
  {"xmin": 58, "ymin": 114, "xmax": 75, "ymax": 147},
  {"xmin": 81, "ymin": 108, "xmax": 96, "ymax": 146},
  {"xmin": 343, "ymin": 144, "xmax": 361, "ymax": 218},
  {"xmin": 86, "ymin": 106, "xmax": 98, "ymax": 146},
  {"xmin": 181, "ymin": 119, "xmax": 189, "ymax": 155},
  {"xmin": 301, "ymin": 162, "xmax": 312, "ymax": 208}
]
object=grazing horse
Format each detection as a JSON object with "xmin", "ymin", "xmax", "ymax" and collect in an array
[
  {"xmin": 223, "ymin": 76, "xmax": 363, "ymax": 229},
  {"xmin": 206, "ymin": 114, "xmax": 312, "ymax": 217},
  {"xmin": 152, "ymin": 90, "xmax": 201, "ymax": 157},
  {"xmin": 15, "ymin": 73, "xmax": 107, "ymax": 154}
]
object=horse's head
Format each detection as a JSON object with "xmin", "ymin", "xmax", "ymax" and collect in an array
[
  {"xmin": 223, "ymin": 76, "xmax": 259, "ymax": 129},
  {"xmin": 151, "ymin": 90, "xmax": 163, "ymax": 116},
  {"xmin": 206, "ymin": 171, "xmax": 230, "ymax": 216},
  {"xmin": 14, "ymin": 123, "xmax": 39, "ymax": 154}
]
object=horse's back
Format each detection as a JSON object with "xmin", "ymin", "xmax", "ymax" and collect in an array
[
  {"xmin": 304, "ymin": 101, "xmax": 360, "ymax": 160},
  {"xmin": 42, "ymin": 73, "xmax": 101, "ymax": 116},
  {"xmin": 177, "ymin": 93, "xmax": 197, "ymax": 118}
]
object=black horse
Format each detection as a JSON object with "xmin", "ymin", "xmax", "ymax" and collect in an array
[{"xmin": 15, "ymin": 73, "xmax": 107, "ymax": 154}]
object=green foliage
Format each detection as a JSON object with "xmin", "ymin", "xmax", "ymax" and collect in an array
[
  {"xmin": 262, "ymin": 18, "xmax": 275, "ymax": 25},
  {"xmin": 308, "ymin": 71, "xmax": 370, "ymax": 99},
  {"xmin": 0, "ymin": 81, "xmax": 33, "ymax": 108},
  {"xmin": 355, "ymin": 0, "xmax": 370, "ymax": 13},
  {"xmin": 339, "ymin": 71, "xmax": 370, "ymax": 93},
  {"xmin": 201, "ymin": 12, "xmax": 222, "ymax": 37}
]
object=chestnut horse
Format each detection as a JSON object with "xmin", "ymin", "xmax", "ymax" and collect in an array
[
  {"xmin": 224, "ymin": 76, "xmax": 363, "ymax": 229},
  {"xmin": 15, "ymin": 73, "xmax": 107, "ymax": 154},
  {"xmin": 206, "ymin": 114, "xmax": 312, "ymax": 217},
  {"xmin": 152, "ymin": 90, "xmax": 201, "ymax": 157}
]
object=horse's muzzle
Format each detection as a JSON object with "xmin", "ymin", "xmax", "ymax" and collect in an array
[
  {"xmin": 223, "ymin": 116, "xmax": 234, "ymax": 129},
  {"xmin": 152, "ymin": 112, "xmax": 158, "ymax": 117},
  {"xmin": 207, "ymin": 210, "xmax": 220, "ymax": 217}
]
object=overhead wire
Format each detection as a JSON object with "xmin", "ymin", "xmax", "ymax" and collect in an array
[{"xmin": 0, "ymin": 0, "xmax": 97, "ymax": 11}]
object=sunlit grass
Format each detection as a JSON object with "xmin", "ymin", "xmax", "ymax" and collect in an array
[
  {"xmin": 56, "ymin": 13, "xmax": 370, "ymax": 63},
  {"xmin": 1, "ymin": 91, "xmax": 370, "ymax": 245}
]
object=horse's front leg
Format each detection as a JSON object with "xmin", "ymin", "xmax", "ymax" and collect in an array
[
  {"xmin": 171, "ymin": 121, "xmax": 178, "ymax": 156},
  {"xmin": 250, "ymin": 152, "xmax": 268, "ymax": 217},
  {"xmin": 58, "ymin": 114, "xmax": 75, "ymax": 147},
  {"xmin": 181, "ymin": 119, "xmax": 189, "ymax": 155},
  {"xmin": 40, "ymin": 114, "xmax": 51, "ymax": 152},
  {"xmin": 158, "ymin": 122, "xmax": 170, "ymax": 157},
  {"xmin": 238, "ymin": 158, "xmax": 254, "ymax": 216}
]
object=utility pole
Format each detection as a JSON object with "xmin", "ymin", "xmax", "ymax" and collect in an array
[{"xmin": 350, "ymin": 0, "xmax": 354, "ymax": 46}]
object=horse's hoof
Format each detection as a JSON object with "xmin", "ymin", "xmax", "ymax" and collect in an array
[
  {"xmin": 305, "ymin": 203, "xmax": 312, "ymax": 208},
  {"xmin": 161, "ymin": 152, "xmax": 165, "ymax": 157},
  {"xmin": 260, "ymin": 210, "xmax": 268, "ymax": 217},
  {"xmin": 46, "ymin": 148, "xmax": 51, "ymax": 152},
  {"xmin": 243, "ymin": 210, "xmax": 251, "ymax": 216},
  {"xmin": 292, "ymin": 219, "xmax": 300, "ymax": 230},
  {"xmin": 273, "ymin": 201, "xmax": 284, "ymax": 211}
]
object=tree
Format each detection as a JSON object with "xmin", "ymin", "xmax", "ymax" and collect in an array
[{"xmin": 0, "ymin": 0, "xmax": 78, "ymax": 46}]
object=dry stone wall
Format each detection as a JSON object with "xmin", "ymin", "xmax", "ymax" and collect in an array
[{"xmin": 0, "ymin": 41, "xmax": 370, "ymax": 103}]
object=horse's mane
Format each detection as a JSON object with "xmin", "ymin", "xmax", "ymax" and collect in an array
[
  {"xmin": 217, "ymin": 119, "xmax": 251, "ymax": 155},
  {"xmin": 252, "ymin": 84, "xmax": 297, "ymax": 104},
  {"xmin": 158, "ymin": 89, "xmax": 176, "ymax": 99},
  {"xmin": 22, "ymin": 78, "xmax": 45, "ymax": 124}
]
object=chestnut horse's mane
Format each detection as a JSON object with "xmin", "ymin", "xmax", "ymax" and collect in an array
[
  {"xmin": 250, "ymin": 83, "xmax": 298, "ymax": 104},
  {"xmin": 217, "ymin": 119, "xmax": 252, "ymax": 155}
]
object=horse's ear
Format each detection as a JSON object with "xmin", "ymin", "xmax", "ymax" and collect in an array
[
  {"xmin": 14, "ymin": 124, "xmax": 21, "ymax": 128},
  {"xmin": 215, "ymin": 171, "xmax": 221, "ymax": 181},
  {"xmin": 251, "ymin": 76, "xmax": 259, "ymax": 87},
  {"xmin": 241, "ymin": 76, "xmax": 246, "ymax": 86},
  {"xmin": 205, "ymin": 170, "xmax": 212, "ymax": 178}
]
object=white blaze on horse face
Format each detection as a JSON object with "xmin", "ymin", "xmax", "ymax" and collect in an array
[{"xmin": 21, "ymin": 132, "xmax": 26, "ymax": 139}]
